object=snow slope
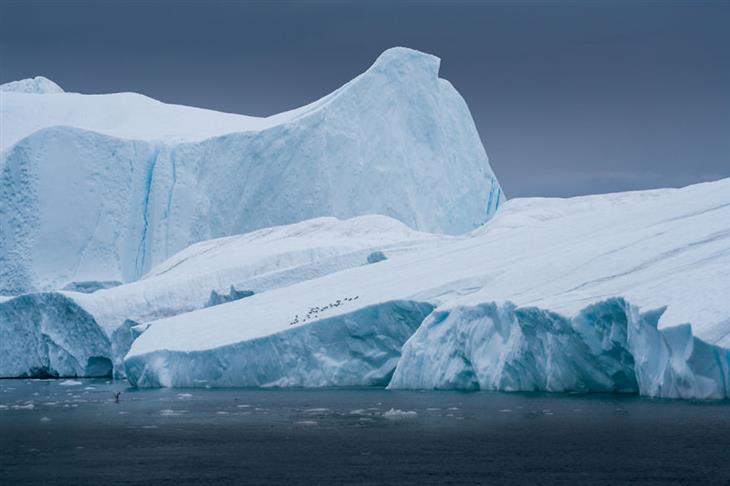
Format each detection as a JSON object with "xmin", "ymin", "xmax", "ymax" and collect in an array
[
  {"xmin": 122, "ymin": 178, "xmax": 730, "ymax": 396},
  {"xmin": 0, "ymin": 47, "xmax": 503, "ymax": 293},
  {"xmin": 0, "ymin": 216, "xmax": 443, "ymax": 377}
]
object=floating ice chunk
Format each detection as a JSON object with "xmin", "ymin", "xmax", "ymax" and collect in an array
[
  {"xmin": 296, "ymin": 420, "xmax": 318, "ymax": 426},
  {"xmin": 160, "ymin": 409, "xmax": 185, "ymax": 416},
  {"xmin": 383, "ymin": 408, "xmax": 418, "ymax": 420},
  {"xmin": 59, "ymin": 380, "xmax": 83, "ymax": 387}
]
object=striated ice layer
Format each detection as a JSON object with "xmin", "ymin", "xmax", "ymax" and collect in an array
[
  {"xmin": 388, "ymin": 298, "xmax": 730, "ymax": 400},
  {"xmin": 0, "ymin": 47, "xmax": 502, "ymax": 293},
  {"xmin": 125, "ymin": 301, "xmax": 434, "ymax": 388}
]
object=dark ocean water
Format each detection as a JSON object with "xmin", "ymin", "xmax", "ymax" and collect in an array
[{"xmin": 1, "ymin": 379, "xmax": 729, "ymax": 485}]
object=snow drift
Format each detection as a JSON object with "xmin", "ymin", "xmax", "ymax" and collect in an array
[{"xmin": 0, "ymin": 47, "xmax": 502, "ymax": 293}]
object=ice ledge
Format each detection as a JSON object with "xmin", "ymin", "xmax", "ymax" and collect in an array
[{"xmin": 0, "ymin": 76, "xmax": 64, "ymax": 94}]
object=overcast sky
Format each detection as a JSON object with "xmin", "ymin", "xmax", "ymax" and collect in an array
[{"xmin": 1, "ymin": 0, "xmax": 728, "ymax": 197}]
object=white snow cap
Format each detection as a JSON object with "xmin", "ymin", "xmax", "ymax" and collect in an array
[{"xmin": 0, "ymin": 76, "xmax": 64, "ymax": 94}]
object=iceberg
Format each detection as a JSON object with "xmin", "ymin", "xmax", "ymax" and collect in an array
[
  {"xmin": 0, "ymin": 215, "xmax": 439, "ymax": 378},
  {"xmin": 0, "ymin": 47, "xmax": 502, "ymax": 293},
  {"xmin": 121, "ymin": 178, "xmax": 730, "ymax": 398}
]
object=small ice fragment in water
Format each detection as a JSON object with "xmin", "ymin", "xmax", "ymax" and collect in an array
[
  {"xmin": 160, "ymin": 409, "xmax": 184, "ymax": 416},
  {"xmin": 383, "ymin": 408, "xmax": 418, "ymax": 420},
  {"xmin": 499, "ymin": 409, "xmax": 512, "ymax": 413},
  {"xmin": 176, "ymin": 393, "xmax": 193, "ymax": 399},
  {"xmin": 296, "ymin": 420, "xmax": 318, "ymax": 426},
  {"xmin": 304, "ymin": 407, "xmax": 330, "ymax": 414},
  {"xmin": 40, "ymin": 416, "xmax": 51, "ymax": 423},
  {"xmin": 216, "ymin": 411, "xmax": 229, "ymax": 415},
  {"xmin": 236, "ymin": 404, "xmax": 251, "ymax": 408},
  {"xmin": 59, "ymin": 380, "xmax": 82, "ymax": 386}
]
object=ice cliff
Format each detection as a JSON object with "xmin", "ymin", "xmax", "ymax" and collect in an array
[
  {"xmin": 0, "ymin": 47, "xmax": 503, "ymax": 293},
  {"xmin": 388, "ymin": 299, "xmax": 730, "ymax": 400}
]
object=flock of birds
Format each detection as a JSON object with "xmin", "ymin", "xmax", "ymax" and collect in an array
[{"xmin": 289, "ymin": 296, "xmax": 360, "ymax": 326}]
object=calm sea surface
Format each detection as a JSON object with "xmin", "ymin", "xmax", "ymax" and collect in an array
[{"xmin": 1, "ymin": 379, "xmax": 729, "ymax": 485}]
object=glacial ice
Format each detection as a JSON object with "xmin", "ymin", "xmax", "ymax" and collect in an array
[
  {"xmin": 124, "ymin": 300, "xmax": 434, "ymax": 387},
  {"xmin": 0, "ymin": 215, "xmax": 438, "ymax": 378},
  {"xmin": 1, "ymin": 46, "xmax": 728, "ymax": 399},
  {"xmin": 0, "ymin": 47, "xmax": 502, "ymax": 293},
  {"xmin": 121, "ymin": 178, "xmax": 730, "ymax": 398},
  {"xmin": 0, "ymin": 293, "xmax": 111, "ymax": 378},
  {"xmin": 0, "ymin": 76, "xmax": 64, "ymax": 94},
  {"xmin": 206, "ymin": 286, "xmax": 254, "ymax": 307},
  {"xmin": 61, "ymin": 281, "xmax": 122, "ymax": 294},
  {"xmin": 388, "ymin": 298, "xmax": 730, "ymax": 399}
]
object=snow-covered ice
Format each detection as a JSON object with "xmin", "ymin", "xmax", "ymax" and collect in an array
[
  {"xmin": 0, "ymin": 47, "xmax": 502, "ymax": 293},
  {"xmin": 0, "ymin": 76, "xmax": 63, "ymax": 95},
  {"xmin": 0, "ymin": 215, "xmax": 440, "ymax": 378},
  {"xmin": 1, "ymin": 47, "xmax": 728, "ymax": 400},
  {"xmin": 121, "ymin": 178, "xmax": 730, "ymax": 398}
]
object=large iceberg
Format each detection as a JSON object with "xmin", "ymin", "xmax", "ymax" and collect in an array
[
  {"xmin": 120, "ymin": 178, "xmax": 730, "ymax": 398},
  {"xmin": 0, "ymin": 47, "xmax": 503, "ymax": 294},
  {"xmin": 0, "ymin": 177, "xmax": 728, "ymax": 397}
]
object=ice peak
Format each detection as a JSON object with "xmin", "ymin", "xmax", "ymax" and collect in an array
[
  {"xmin": 368, "ymin": 47, "xmax": 441, "ymax": 80},
  {"xmin": 0, "ymin": 76, "xmax": 64, "ymax": 94}
]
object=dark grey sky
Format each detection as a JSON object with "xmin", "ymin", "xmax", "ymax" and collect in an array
[{"xmin": 1, "ymin": 0, "xmax": 728, "ymax": 197}]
